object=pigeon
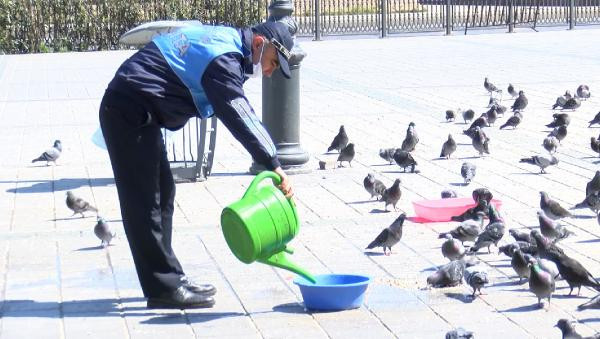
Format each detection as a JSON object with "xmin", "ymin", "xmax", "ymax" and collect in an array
[
  {"xmin": 427, "ymin": 259, "xmax": 465, "ymax": 287},
  {"xmin": 472, "ymin": 188, "xmax": 493, "ymax": 204},
  {"xmin": 401, "ymin": 122, "xmax": 419, "ymax": 152},
  {"xmin": 446, "ymin": 109, "xmax": 456, "ymax": 122},
  {"xmin": 529, "ymin": 261, "xmax": 556, "ymax": 307},
  {"xmin": 66, "ymin": 191, "xmax": 98, "ymax": 217},
  {"xmin": 512, "ymin": 249, "xmax": 532, "ymax": 283},
  {"xmin": 531, "ymin": 229, "xmax": 565, "ymax": 260},
  {"xmin": 591, "ymin": 137, "xmax": 600, "ymax": 156},
  {"xmin": 494, "ymin": 104, "xmax": 507, "ymax": 116},
  {"xmin": 554, "ymin": 253, "xmax": 600, "ymax": 296},
  {"xmin": 363, "ymin": 173, "xmax": 386, "ymax": 200},
  {"xmin": 511, "ymin": 90, "xmax": 528, "ymax": 112},
  {"xmin": 572, "ymin": 192, "xmax": 600, "ymax": 215},
  {"xmin": 538, "ymin": 210, "xmax": 574, "ymax": 243},
  {"xmin": 576, "ymin": 84, "xmax": 591, "ymax": 100},
  {"xmin": 562, "ymin": 97, "xmax": 582, "ymax": 111},
  {"xmin": 555, "ymin": 319, "xmax": 600, "ymax": 339},
  {"xmin": 499, "ymin": 112, "xmax": 522, "ymax": 130},
  {"xmin": 579, "ymin": 294, "xmax": 600, "ymax": 310},
  {"xmin": 467, "ymin": 114, "xmax": 489, "ymax": 130},
  {"xmin": 498, "ymin": 241, "xmax": 538, "ymax": 258},
  {"xmin": 440, "ymin": 212, "xmax": 485, "ymax": 244},
  {"xmin": 509, "ymin": 229, "xmax": 534, "ymax": 244},
  {"xmin": 543, "ymin": 136, "xmax": 559, "ymax": 154},
  {"xmin": 461, "ymin": 162, "xmax": 476, "ymax": 185},
  {"xmin": 366, "ymin": 213, "xmax": 406, "ymax": 255},
  {"xmin": 464, "ymin": 266, "xmax": 489, "ymax": 296},
  {"xmin": 486, "ymin": 107, "xmax": 498, "ymax": 126},
  {"xmin": 470, "ymin": 126, "xmax": 490, "ymax": 157},
  {"xmin": 381, "ymin": 178, "xmax": 402, "ymax": 211},
  {"xmin": 441, "ymin": 189, "xmax": 458, "ymax": 199},
  {"xmin": 327, "ymin": 125, "xmax": 348, "ymax": 153},
  {"xmin": 552, "ymin": 91, "xmax": 571, "ymax": 110},
  {"xmin": 451, "ymin": 199, "xmax": 488, "ymax": 222},
  {"xmin": 440, "ymin": 134, "xmax": 457, "ymax": 159},
  {"xmin": 484, "ymin": 77, "xmax": 502, "ymax": 95},
  {"xmin": 549, "ymin": 125, "xmax": 568, "ymax": 144},
  {"xmin": 507, "ymin": 83, "xmax": 518, "ymax": 98},
  {"xmin": 589, "ymin": 112, "xmax": 600, "ymax": 127},
  {"xmin": 441, "ymin": 234, "xmax": 466, "ymax": 261},
  {"xmin": 445, "ymin": 328, "xmax": 474, "ymax": 339},
  {"xmin": 393, "ymin": 149, "xmax": 418, "ymax": 173},
  {"xmin": 462, "ymin": 109, "xmax": 475, "ymax": 124},
  {"xmin": 519, "ymin": 155, "xmax": 559, "ymax": 174},
  {"xmin": 469, "ymin": 216, "xmax": 505, "ymax": 254},
  {"xmin": 546, "ymin": 113, "xmax": 571, "ymax": 128},
  {"xmin": 379, "ymin": 148, "xmax": 397, "ymax": 164},
  {"xmin": 586, "ymin": 171, "xmax": 600, "ymax": 198},
  {"xmin": 32, "ymin": 140, "xmax": 62, "ymax": 165},
  {"xmin": 538, "ymin": 258, "xmax": 560, "ymax": 280},
  {"xmin": 540, "ymin": 191, "xmax": 572, "ymax": 219},
  {"xmin": 94, "ymin": 217, "xmax": 116, "ymax": 248},
  {"xmin": 336, "ymin": 143, "xmax": 355, "ymax": 168}
]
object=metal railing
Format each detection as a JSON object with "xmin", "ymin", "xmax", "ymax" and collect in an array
[{"xmin": 291, "ymin": 0, "xmax": 600, "ymax": 38}]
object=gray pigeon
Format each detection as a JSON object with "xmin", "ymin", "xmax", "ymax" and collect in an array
[
  {"xmin": 446, "ymin": 109, "xmax": 456, "ymax": 122},
  {"xmin": 66, "ymin": 191, "xmax": 98, "ymax": 217},
  {"xmin": 401, "ymin": 122, "xmax": 419, "ymax": 152},
  {"xmin": 576, "ymin": 84, "xmax": 591, "ymax": 100},
  {"xmin": 462, "ymin": 109, "xmax": 475, "ymax": 124},
  {"xmin": 549, "ymin": 125, "xmax": 568, "ymax": 144},
  {"xmin": 461, "ymin": 162, "xmax": 476, "ymax": 185},
  {"xmin": 543, "ymin": 136, "xmax": 559, "ymax": 154},
  {"xmin": 366, "ymin": 213, "xmax": 406, "ymax": 255},
  {"xmin": 336, "ymin": 143, "xmax": 355, "ymax": 168},
  {"xmin": 555, "ymin": 319, "xmax": 600, "ymax": 339},
  {"xmin": 483, "ymin": 77, "xmax": 502, "ymax": 95},
  {"xmin": 464, "ymin": 266, "xmax": 489, "ymax": 296},
  {"xmin": 586, "ymin": 171, "xmax": 600, "ymax": 198},
  {"xmin": 441, "ymin": 234, "xmax": 466, "ymax": 261},
  {"xmin": 472, "ymin": 188, "xmax": 493, "ymax": 204},
  {"xmin": 562, "ymin": 97, "xmax": 582, "ymax": 110},
  {"xmin": 469, "ymin": 218, "xmax": 505, "ymax": 254},
  {"xmin": 439, "ymin": 212, "xmax": 485, "ymax": 244},
  {"xmin": 494, "ymin": 104, "xmax": 507, "ymax": 116},
  {"xmin": 591, "ymin": 137, "xmax": 600, "ymax": 156},
  {"xmin": 427, "ymin": 259, "xmax": 465, "ymax": 288},
  {"xmin": 470, "ymin": 126, "xmax": 489, "ymax": 157},
  {"xmin": 94, "ymin": 217, "xmax": 116, "ymax": 248},
  {"xmin": 540, "ymin": 191, "xmax": 572, "ymax": 219},
  {"xmin": 549, "ymin": 251, "xmax": 600, "ymax": 296},
  {"xmin": 538, "ymin": 210, "xmax": 574, "ymax": 242},
  {"xmin": 519, "ymin": 155, "xmax": 559, "ymax": 174},
  {"xmin": 529, "ymin": 261, "xmax": 556, "ymax": 307},
  {"xmin": 511, "ymin": 90, "xmax": 528, "ymax": 112},
  {"xmin": 327, "ymin": 125, "xmax": 348, "ymax": 153},
  {"xmin": 486, "ymin": 107, "xmax": 498, "ymax": 126},
  {"xmin": 546, "ymin": 113, "xmax": 571, "ymax": 128},
  {"xmin": 572, "ymin": 192, "xmax": 600, "ymax": 215},
  {"xmin": 441, "ymin": 189, "xmax": 458, "ymax": 199},
  {"xmin": 509, "ymin": 229, "xmax": 534, "ymax": 244},
  {"xmin": 589, "ymin": 112, "xmax": 600, "ymax": 127},
  {"xmin": 552, "ymin": 91, "xmax": 571, "ymax": 110},
  {"xmin": 446, "ymin": 328, "xmax": 474, "ymax": 339},
  {"xmin": 508, "ymin": 83, "xmax": 518, "ymax": 98},
  {"xmin": 538, "ymin": 258, "xmax": 560, "ymax": 280},
  {"xmin": 32, "ymin": 140, "xmax": 62, "ymax": 165},
  {"xmin": 440, "ymin": 134, "xmax": 457, "ymax": 159},
  {"xmin": 579, "ymin": 294, "xmax": 600, "ymax": 310},
  {"xmin": 381, "ymin": 179, "xmax": 402, "ymax": 211},
  {"xmin": 378, "ymin": 148, "xmax": 396, "ymax": 164},
  {"xmin": 499, "ymin": 112, "xmax": 522, "ymax": 129},
  {"xmin": 511, "ymin": 249, "xmax": 532, "ymax": 284},
  {"xmin": 467, "ymin": 114, "xmax": 489, "ymax": 130},
  {"xmin": 498, "ymin": 241, "xmax": 538, "ymax": 258},
  {"xmin": 363, "ymin": 173, "xmax": 386, "ymax": 200},
  {"xmin": 393, "ymin": 149, "xmax": 418, "ymax": 173}
]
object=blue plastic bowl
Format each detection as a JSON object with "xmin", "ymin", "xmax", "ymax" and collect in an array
[{"xmin": 293, "ymin": 274, "xmax": 371, "ymax": 311}]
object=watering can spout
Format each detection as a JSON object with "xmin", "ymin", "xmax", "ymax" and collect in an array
[{"xmin": 258, "ymin": 249, "xmax": 316, "ymax": 283}]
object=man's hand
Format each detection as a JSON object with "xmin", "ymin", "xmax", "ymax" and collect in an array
[{"xmin": 273, "ymin": 167, "xmax": 294, "ymax": 199}]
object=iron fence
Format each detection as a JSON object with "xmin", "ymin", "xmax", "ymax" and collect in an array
[{"xmin": 292, "ymin": 0, "xmax": 600, "ymax": 38}]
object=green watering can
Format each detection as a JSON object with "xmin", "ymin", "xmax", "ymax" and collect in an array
[{"xmin": 221, "ymin": 171, "xmax": 316, "ymax": 283}]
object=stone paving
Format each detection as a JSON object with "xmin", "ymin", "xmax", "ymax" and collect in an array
[{"xmin": 2, "ymin": 26, "xmax": 600, "ymax": 338}]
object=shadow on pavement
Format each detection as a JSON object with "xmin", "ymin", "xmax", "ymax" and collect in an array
[
  {"xmin": 4, "ymin": 178, "xmax": 114, "ymax": 194},
  {"xmin": 142, "ymin": 311, "xmax": 247, "ymax": 324},
  {"xmin": 500, "ymin": 303, "xmax": 542, "ymax": 312}
]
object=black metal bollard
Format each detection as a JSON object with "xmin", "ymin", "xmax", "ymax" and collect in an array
[{"xmin": 250, "ymin": 0, "xmax": 311, "ymax": 174}]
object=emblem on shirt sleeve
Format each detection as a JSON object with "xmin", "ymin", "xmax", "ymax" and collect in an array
[{"xmin": 171, "ymin": 33, "xmax": 190, "ymax": 57}]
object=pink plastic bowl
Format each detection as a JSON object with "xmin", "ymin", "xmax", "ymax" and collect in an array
[{"xmin": 412, "ymin": 197, "xmax": 502, "ymax": 222}]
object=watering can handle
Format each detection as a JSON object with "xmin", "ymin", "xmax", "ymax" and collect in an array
[{"xmin": 243, "ymin": 171, "xmax": 282, "ymax": 199}]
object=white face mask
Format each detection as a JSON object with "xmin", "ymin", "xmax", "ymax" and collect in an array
[{"xmin": 247, "ymin": 41, "xmax": 265, "ymax": 78}]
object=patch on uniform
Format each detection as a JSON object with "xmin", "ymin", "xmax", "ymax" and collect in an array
[{"xmin": 171, "ymin": 33, "xmax": 190, "ymax": 57}]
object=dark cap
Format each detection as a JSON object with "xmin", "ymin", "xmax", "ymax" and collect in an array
[{"xmin": 251, "ymin": 21, "xmax": 293, "ymax": 79}]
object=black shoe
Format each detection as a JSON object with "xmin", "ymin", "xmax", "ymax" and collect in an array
[
  {"xmin": 180, "ymin": 276, "xmax": 217, "ymax": 296},
  {"xmin": 147, "ymin": 286, "xmax": 215, "ymax": 309}
]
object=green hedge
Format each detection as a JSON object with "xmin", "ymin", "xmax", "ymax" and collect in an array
[{"xmin": 0, "ymin": 0, "xmax": 267, "ymax": 54}]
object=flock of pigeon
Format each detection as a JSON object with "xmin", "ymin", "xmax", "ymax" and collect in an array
[
  {"xmin": 31, "ymin": 141, "xmax": 116, "ymax": 247},
  {"xmin": 325, "ymin": 78, "xmax": 600, "ymax": 338}
]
